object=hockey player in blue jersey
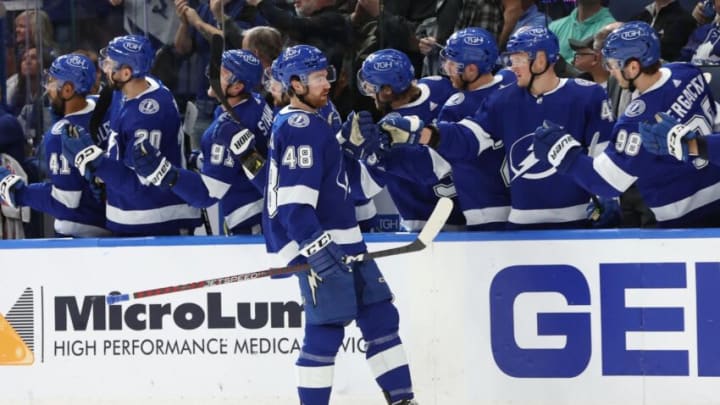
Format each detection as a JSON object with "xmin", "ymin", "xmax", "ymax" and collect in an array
[
  {"xmin": 0, "ymin": 54, "xmax": 110, "ymax": 237},
  {"xmin": 266, "ymin": 44, "xmax": 417, "ymax": 405},
  {"xmin": 433, "ymin": 27, "xmax": 514, "ymax": 230},
  {"xmin": 60, "ymin": 35, "xmax": 202, "ymax": 235},
  {"xmin": 130, "ymin": 49, "xmax": 273, "ymax": 235},
  {"xmin": 532, "ymin": 22, "xmax": 720, "ymax": 227},
  {"xmin": 354, "ymin": 48, "xmax": 466, "ymax": 231},
  {"xmin": 380, "ymin": 26, "xmax": 615, "ymax": 229},
  {"xmin": 264, "ymin": 57, "xmax": 379, "ymax": 231}
]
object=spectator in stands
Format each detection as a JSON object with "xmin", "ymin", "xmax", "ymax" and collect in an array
[
  {"xmin": 174, "ymin": 0, "xmax": 264, "ymax": 133},
  {"xmin": 680, "ymin": 0, "xmax": 720, "ymax": 65},
  {"xmin": 241, "ymin": 26, "xmax": 283, "ymax": 70},
  {"xmin": 11, "ymin": 9, "xmax": 58, "ymax": 74},
  {"xmin": 632, "ymin": 0, "xmax": 697, "ymax": 62},
  {"xmin": 245, "ymin": 0, "xmax": 353, "ymax": 96},
  {"xmin": 8, "ymin": 47, "xmax": 53, "ymax": 151},
  {"xmin": 549, "ymin": 0, "xmax": 615, "ymax": 65},
  {"xmin": 569, "ymin": 36, "xmax": 607, "ymax": 85},
  {"xmin": 692, "ymin": 0, "xmax": 716, "ymax": 25}
]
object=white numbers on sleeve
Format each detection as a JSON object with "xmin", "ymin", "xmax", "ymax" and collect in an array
[
  {"xmin": 134, "ymin": 129, "xmax": 162, "ymax": 149},
  {"xmin": 49, "ymin": 153, "xmax": 71, "ymax": 175},
  {"xmin": 281, "ymin": 145, "xmax": 313, "ymax": 169},
  {"xmin": 614, "ymin": 129, "xmax": 642, "ymax": 156}
]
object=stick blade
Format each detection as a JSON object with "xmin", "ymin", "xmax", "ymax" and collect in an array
[{"xmin": 417, "ymin": 197, "xmax": 453, "ymax": 246}]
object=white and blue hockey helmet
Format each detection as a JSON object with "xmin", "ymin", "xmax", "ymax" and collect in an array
[
  {"xmin": 100, "ymin": 34, "xmax": 154, "ymax": 78},
  {"xmin": 357, "ymin": 48, "xmax": 415, "ymax": 96},
  {"xmin": 441, "ymin": 27, "xmax": 498, "ymax": 75},
  {"xmin": 503, "ymin": 26, "xmax": 560, "ymax": 66},
  {"xmin": 45, "ymin": 53, "xmax": 96, "ymax": 95},
  {"xmin": 601, "ymin": 21, "xmax": 660, "ymax": 71}
]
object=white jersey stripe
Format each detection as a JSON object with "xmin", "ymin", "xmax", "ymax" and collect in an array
[
  {"xmin": 277, "ymin": 185, "xmax": 319, "ymax": 208},
  {"xmin": 650, "ymin": 180, "xmax": 720, "ymax": 221},
  {"xmin": 593, "ymin": 152, "xmax": 637, "ymax": 193},
  {"xmin": 51, "ymin": 187, "xmax": 82, "ymax": 209},
  {"xmin": 509, "ymin": 203, "xmax": 587, "ymax": 224}
]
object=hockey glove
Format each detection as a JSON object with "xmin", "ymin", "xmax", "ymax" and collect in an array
[
  {"xmin": 340, "ymin": 111, "xmax": 386, "ymax": 162},
  {"xmin": 228, "ymin": 128, "xmax": 256, "ymax": 160},
  {"xmin": 132, "ymin": 139, "xmax": 178, "ymax": 188},
  {"xmin": 0, "ymin": 167, "xmax": 26, "ymax": 209},
  {"xmin": 61, "ymin": 124, "xmax": 104, "ymax": 176},
  {"xmin": 379, "ymin": 113, "xmax": 425, "ymax": 146},
  {"xmin": 586, "ymin": 196, "xmax": 622, "ymax": 228},
  {"xmin": 639, "ymin": 112, "xmax": 698, "ymax": 162},
  {"xmin": 532, "ymin": 120, "xmax": 582, "ymax": 173},
  {"xmin": 187, "ymin": 149, "xmax": 203, "ymax": 171},
  {"xmin": 300, "ymin": 231, "xmax": 351, "ymax": 278}
]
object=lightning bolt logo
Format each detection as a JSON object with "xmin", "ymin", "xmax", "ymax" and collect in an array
[
  {"xmin": 511, "ymin": 143, "xmax": 540, "ymax": 181},
  {"xmin": 307, "ymin": 270, "xmax": 324, "ymax": 306},
  {"xmin": 509, "ymin": 133, "xmax": 556, "ymax": 181}
]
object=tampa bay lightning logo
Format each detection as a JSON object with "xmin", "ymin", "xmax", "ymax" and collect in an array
[
  {"xmin": 138, "ymin": 98, "xmax": 160, "ymax": 115},
  {"xmin": 574, "ymin": 78, "xmax": 595, "ymax": 87},
  {"xmin": 508, "ymin": 133, "xmax": 556, "ymax": 181},
  {"xmin": 51, "ymin": 119, "xmax": 69, "ymax": 135},
  {"xmin": 288, "ymin": 113, "xmax": 310, "ymax": 128},
  {"xmin": 446, "ymin": 92, "xmax": 465, "ymax": 106},
  {"xmin": 624, "ymin": 99, "xmax": 646, "ymax": 118}
]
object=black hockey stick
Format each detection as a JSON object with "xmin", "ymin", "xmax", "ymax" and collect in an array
[
  {"xmin": 208, "ymin": 34, "xmax": 242, "ymax": 123},
  {"xmin": 105, "ymin": 197, "xmax": 453, "ymax": 305}
]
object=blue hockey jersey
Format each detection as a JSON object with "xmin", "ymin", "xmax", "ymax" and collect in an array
[
  {"xmin": 564, "ymin": 63, "xmax": 720, "ymax": 227},
  {"xmin": 171, "ymin": 93, "xmax": 274, "ymax": 234},
  {"xmin": 365, "ymin": 76, "xmax": 466, "ymax": 231},
  {"xmin": 263, "ymin": 105, "xmax": 365, "ymax": 264},
  {"xmin": 436, "ymin": 78, "xmax": 614, "ymax": 229},
  {"xmin": 97, "ymin": 77, "xmax": 202, "ymax": 235},
  {"xmin": 436, "ymin": 70, "xmax": 516, "ymax": 229},
  {"xmin": 15, "ymin": 100, "xmax": 109, "ymax": 237}
]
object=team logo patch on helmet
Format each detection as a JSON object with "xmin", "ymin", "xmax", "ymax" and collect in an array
[
  {"xmin": 138, "ymin": 99, "xmax": 160, "ymax": 115},
  {"xmin": 289, "ymin": 113, "xmax": 310, "ymax": 128},
  {"xmin": 463, "ymin": 36, "xmax": 484, "ymax": 45},
  {"xmin": 624, "ymin": 99, "xmax": 646, "ymax": 118},
  {"xmin": 123, "ymin": 40, "xmax": 143, "ymax": 53},
  {"xmin": 373, "ymin": 61, "xmax": 393, "ymax": 71},
  {"xmin": 620, "ymin": 30, "xmax": 642, "ymax": 41},
  {"xmin": 66, "ymin": 55, "xmax": 87, "ymax": 68},
  {"xmin": 528, "ymin": 27, "xmax": 547, "ymax": 37},
  {"xmin": 243, "ymin": 54, "xmax": 260, "ymax": 65}
]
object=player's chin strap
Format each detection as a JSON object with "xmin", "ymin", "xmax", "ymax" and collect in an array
[
  {"xmin": 458, "ymin": 69, "xmax": 479, "ymax": 91},
  {"xmin": 527, "ymin": 56, "xmax": 552, "ymax": 96},
  {"xmin": 620, "ymin": 66, "xmax": 640, "ymax": 93}
]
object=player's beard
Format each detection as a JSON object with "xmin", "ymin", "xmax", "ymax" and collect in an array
[{"xmin": 50, "ymin": 96, "xmax": 65, "ymax": 117}]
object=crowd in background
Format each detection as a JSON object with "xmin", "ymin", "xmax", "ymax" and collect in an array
[{"xmin": 1, "ymin": 0, "xmax": 719, "ymax": 238}]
